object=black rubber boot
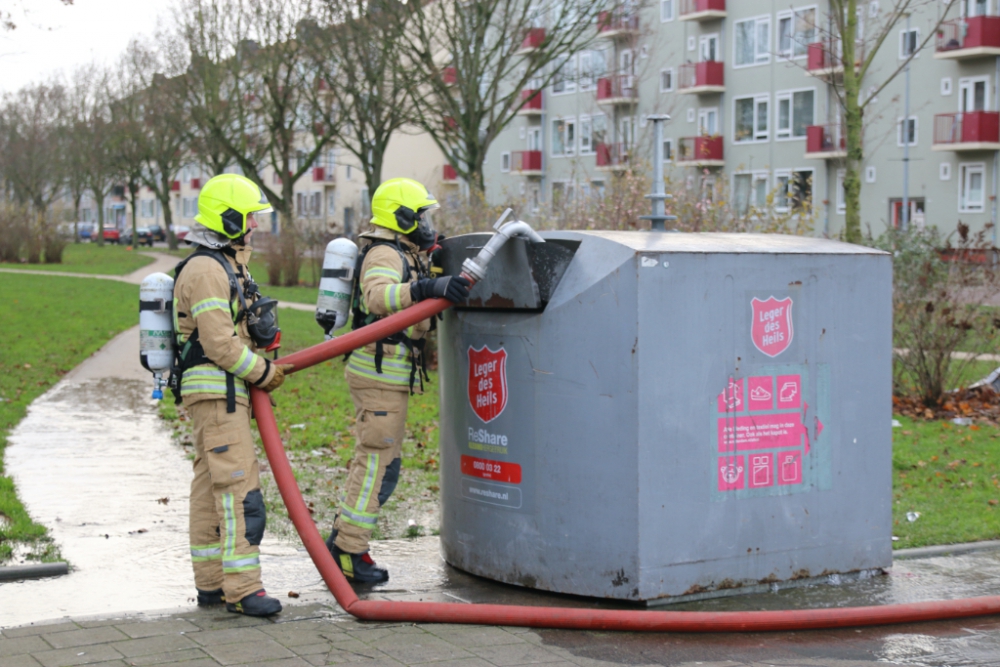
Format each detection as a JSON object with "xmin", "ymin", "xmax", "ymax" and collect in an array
[
  {"xmin": 331, "ymin": 544, "xmax": 389, "ymax": 584},
  {"xmin": 324, "ymin": 518, "xmax": 338, "ymax": 553},
  {"xmin": 226, "ymin": 589, "xmax": 282, "ymax": 616},
  {"xmin": 196, "ymin": 588, "xmax": 225, "ymax": 606}
]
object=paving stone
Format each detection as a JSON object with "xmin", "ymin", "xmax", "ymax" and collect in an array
[
  {"xmin": 32, "ymin": 644, "xmax": 125, "ymax": 667},
  {"xmin": 321, "ymin": 643, "xmax": 387, "ymax": 664},
  {"xmin": 128, "ymin": 649, "xmax": 211, "ymax": 666},
  {"xmin": 201, "ymin": 641, "xmax": 295, "ymax": 666},
  {"xmin": 43, "ymin": 629, "xmax": 130, "ymax": 650},
  {"xmin": 232, "ymin": 658, "xmax": 313, "ymax": 667},
  {"xmin": 2, "ymin": 625, "xmax": 81, "ymax": 640},
  {"xmin": 181, "ymin": 617, "xmax": 270, "ymax": 633},
  {"xmin": 148, "ymin": 659, "xmax": 221, "ymax": 667},
  {"xmin": 114, "ymin": 622, "xmax": 202, "ymax": 640},
  {"xmin": 189, "ymin": 630, "xmax": 272, "ymax": 648},
  {"xmin": 468, "ymin": 644, "xmax": 568, "ymax": 666},
  {"xmin": 71, "ymin": 661, "xmax": 127, "ymax": 667},
  {"xmin": 285, "ymin": 646, "xmax": 330, "ymax": 658},
  {"xmin": 0, "ymin": 655, "xmax": 42, "ymax": 667},
  {"xmin": 75, "ymin": 622, "xmax": 127, "ymax": 630},
  {"xmin": 374, "ymin": 635, "xmax": 473, "ymax": 665},
  {"xmin": 0, "ymin": 637, "xmax": 53, "ymax": 658},
  {"xmin": 421, "ymin": 627, "xmax": 525, "ymax": 649},
  {"xmin": 257, "ymin": 630, "xmax": 332, "ymax": 651},
  {"xmin": 110, "ymin": 634, "xmax": 199, "ymax": 658}
]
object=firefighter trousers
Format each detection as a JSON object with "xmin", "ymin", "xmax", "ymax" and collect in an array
[
  {"xmin": 186, "ymin": 399, "xmax": 266, "ymax": 602},
  {"xmin": 333, "ymin": 379, "xmax": 408, "ymax": 554}
]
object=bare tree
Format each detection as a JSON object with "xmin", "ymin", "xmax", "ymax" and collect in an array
[
  {"xmin": 820, "ymin": 0, "xmax": 957, "ymax": 243},
  {"xmin": 1, "ymin": 0, "xmax": 74, "ymax": 32},
  {"xmin": 389, "ymin": 0, "xmax": 609, "ymax": 195},
  {"xmin": 111, "ymin": 44, "xmax": 155, "ymax": 249},
  {"xmin": 63, "ymin": 65, "xmax": 103, "ymax": 244}
]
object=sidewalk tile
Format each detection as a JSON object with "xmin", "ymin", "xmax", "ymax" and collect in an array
[
  {"xmin": 43, "ymin": 629, "xmax": 129, "ymax": 650},
  {"xmin": 321, "ymin": 644, "xmax": 389, "ymax": 664},
  {"xmin": 405, "ymin": 659, "xmax": 494, "ymax": 667},
  {"xmin": 115, "ymin": 621, "xmax": 202, "ymax": 640},
  {"xmin": 0, "ymin": 637, "xmax": 52, "ymax": 658},
  {"xmin": 76, "ymin": 622, "xmax": 128, "ymax": 630},
  {"xmin": 110, "ymin": 634, "xmax": 199, "ymax": 658},
  {"xmin": 151, "ymin": 659, "xmax": 221, "ymax": 667},
  {"xmin": 420, "ymin": 627, "xmax": 525, "ymax": 649},
  {"xmin": 232, "ymin": 658, "xmax": 313, "ymax": 667},
  {"xmin": 32, "ymin": 644, "xmax": 124, "ymax": 667},
  {"xmin": 2, "ymin": 625, "xmax": 81, "ymax": 640},
  {"xmin": 468, "ymin": 644, "xmax": 568, "ymax": 666},
  {"xmin": 202, "ymin": 641, "xmax": 295, "ymax": 666},
  {"xmin": 375, "ymin": 635, "xmax": 473, "ymax": 665},
  {"xmin": 0, "ymin": 655, "xmax": 42, "ymax": 667},
  {"xmin": 286, "ymin": 645, "xmax": 330, "ymax": 657},
  {"xmin": 190, "ymin": 630, "xmax": 272, "ymax": 648},
  {"xmin": 129, "ymin": 648, "xmax": 210, "ymax": 666},
  {"xmin": 181, "ymin": 618, "xmax": 270, "ymax": 633}
]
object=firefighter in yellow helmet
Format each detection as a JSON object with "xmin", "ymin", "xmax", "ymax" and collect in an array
[
  {"xmin": 324, "ymin": 178, "xmax": 470, "ymax": 583},
  {"xmin": 171, "ymin": 173, "xmax": 292, "ymax": 615}
]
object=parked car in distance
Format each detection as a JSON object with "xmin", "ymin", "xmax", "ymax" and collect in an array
[
  {"xmin": 148, "ymin": 225, "xmax": 166, "ymax": 243},
  {"xmin": 78, "ymin": 223, "xmax": 95, "ymax": 241},
  {"xmin": 173, "ymin": 225, "xmax": 192, "ymax": 241},
  {"xmin": 102, "ymin": 226, "xmax": 121, "ymax": 244},
  {"xmin": 121, "ymin": 227, "xmax": 155, "ymax": 247}
]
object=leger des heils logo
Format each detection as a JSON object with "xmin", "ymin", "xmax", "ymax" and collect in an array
[
  {"xmin": 751, "ymin": 296, "xmax": 793, "ymax": 357},
  {"xmin": 468, "ymin": 345, "xmax": 508, "ymax": 423}
]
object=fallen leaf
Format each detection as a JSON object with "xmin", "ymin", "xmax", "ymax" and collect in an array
[
  {"xmin": 288, "ymin": 591, "xmax": 300, "ymax": 598},
  {"xmin": 990, "ymin": 499, "xmax": 998, "ymax": 506},
  {"xmin": 156, "ymin": 497, "xmax": 169, "ymax": 505}
]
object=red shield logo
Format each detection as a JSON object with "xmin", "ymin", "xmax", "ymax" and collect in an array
[
  {"xmin": 468, "ymin": 346, "xmax": 508, "ymax": 423},
  {"xmin": 751, "ymin": 296, "xmax": 794, "ymax": 358}
]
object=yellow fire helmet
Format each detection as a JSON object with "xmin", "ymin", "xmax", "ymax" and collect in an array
[
  {"xmin": 194, "ymin": 174, "xmax": 273, "ymax": 239},
  {"xmin": 370, "ymin": 177, "xmax": 439, "ymax": 234}
]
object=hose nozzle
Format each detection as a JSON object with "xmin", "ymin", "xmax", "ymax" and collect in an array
[{"xmin": 461, "ymin": 211, "xmax": 545, "ymax": 283}]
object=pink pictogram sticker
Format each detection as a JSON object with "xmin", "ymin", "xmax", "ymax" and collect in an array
[
  {"xmin": 717, "ymin": 378, "xmax": 744, "ymax": 413},
  {"xmin": 751, "ymin": 297, "xmax": 794, "ymax": 357},
  {"xmin": 748, "ymin": 376, "xmax": 774, "ymax": 411},
  {"xmin": 777, "ymin": 374, "xmax": 801, "ymax": 409},
  {"xmin": 717, "ymin": 413, "xmax": 805, "ymax": 452},
  {"xmin": 778, "ymin": 451, "xmax": 803, "ymax": 485},
  {"xmin": 749, "ymin": 453, "xmax": 774, "ymax": 488},
  {"xmin": 718, "ymin": 456, "xmax": 745, "ymax": 491}
]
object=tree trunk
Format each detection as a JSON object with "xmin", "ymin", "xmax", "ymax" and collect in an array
[
  {"xmin": 95, "ymin": 192, "xmax": 106, "ymax": 247},
  {"xmin": 129, "ymin": 182, "xmax": 139, "ymax": 249},
  {"xmin": 161, "ymin": 176, "xmax": 178, "ymax": 251},
  {"xmin": 73, "ymin": 195, "xmax": 81, "ymax": 244},
  {"xmin": 842, "ymin": 0, "xmax": 863, "ymax": 244}
]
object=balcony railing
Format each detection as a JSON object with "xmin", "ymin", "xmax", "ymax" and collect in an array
[
  {"xmin": 677, "ymin": 135, "xmax": 724, "ymax": 164},
  {"xmin": 936, "ymin": 16, "xmax": 1000, "ymax": 57},
  {"xmin": 595, "ymin": 143, "xmax": 629, "ymax": 170},
  {"xmin": 805, "ymin": 124, "xmax": 846, "ymax": 158},
  {"xmin": 518, "ymin": 89, "xmax": 543, "ymax": 114},
  {"xmin": 596, "ymin": 75, "xmax": 638, "ymax": 104},
  {"xmin": 598, "ymin": 10, "xmax": 639, "ymax": 37},
  {"xmin": 518, "ymin": 27, "xmax": 546, "ymax": 53},
  {"xmin": 678, "ymin": 61, "xmax": 724, "ymax": 92},
  {"xmin": 678, "ymin": 0, "xmax": 726, "ymax": 20},
  {"xmin": 512, "ymin": 150, "xmax": 543, "ymax": 174},
  {"xmin": 442, "ymin": 164, "xmax": 459, "ymax": 182},
  {"xmin": 312, "ymin": 167, "xmax": 335, "ymax": 183},
  {"xmin": 171, "ymin": 180, "xmax": 181, "ymax": 192},
  {"xmin": 190, "ymin": 178, "xmax": 201, "ymax": 189},
  {"xmin": 933, "ymin": 111, "xmax": 1000, "ymax": 149}
]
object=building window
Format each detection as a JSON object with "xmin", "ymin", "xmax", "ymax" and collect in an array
[
  {"xmin": 660, "ymin": 67, "xmax": 674, "ymax": 92},
  {"xmin": 899, "ymin": 27, "xmax": 919, "ymax": 58},
  {"xmin": 941, "ymin": 77, "xmax": 952, "ymax": 96},
  {"xmin": 734, "ymin": 94, "xmax": 769, "ymax": 142},
  {"xmin": 663, "ymin": 138, "xmax": 673, "ymax": 162},
  {"xmin": 660, "ymin": 0, "xmax": 673, "ymax": 22},
  {"xmin": 776, "ymin": 89, "xmax": 815, "ymax": 139},
  {"xmin": 777, "ymin": 7, "xmax": 817, "ymax": 59},
  {"xmin": 578, "ymin": 50, "xmax": 605, "ymax": 90},
  {"xmin": 182, "ymin": 197, "xmax": 198, "ymax": 218},
  {"xmin": 552, "ymin": 117, "xmax": 576, "ymax": 157},
  {"xmin": 959, "ymin": 162, "xmax": 986, "ymax": 212},
  {"xmin": 140, "ymin": 200, "xmax": 155, "ymax": 219},
  {"xmin": 866, "ymin": 165, "xmax": 877, "ymax": 183},
  {"xmin": 733, "ymin": 171, "xmax": 769, "ymax": 215},
  {"xmin": 897, "ymin": 116, "xmax": 918, "ymax": 146},
  {"xmin": 836, "ymin": 169, "xmax": 846, "ymax": 214},
  {"xmin": 774, "ymin": 169, "xmax": 813, "ymax": 212},
  {"xmin": 940, "ymin": 162, "xmax": 952, "ymax": 181},
  {"xmin": 501, "ymin": 152, "xmax": 511, "ymax": 172},
  {"xmin": 580, "ymin": 116, "xmax": 594, "ymax": 155},
  {"xmin": 360, "ymin": 188, "xmax": 371, "ymax": 217},
  {"xmin": 734, "ymin": 15, "xmax": 771, "ymax": 67},
  {"xmin": 552, "ymin": 54, "xmax": 576, "ymax": 94}
]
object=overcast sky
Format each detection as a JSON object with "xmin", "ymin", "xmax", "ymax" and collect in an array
[{"xmin": 0, "ymin": 0, "xmax": 168, "ymax": 93}]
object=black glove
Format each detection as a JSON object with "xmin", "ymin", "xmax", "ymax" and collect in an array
[{"xmin": 410, "ymin": 275, "xmax": 471, "ymax": 304}]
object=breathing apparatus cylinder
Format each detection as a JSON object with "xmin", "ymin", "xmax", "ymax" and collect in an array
[
  {"xmin": 139, "ymin": 272, "xmax": 175, "ymax": 400},
  {"xmin": 316, "ymin": 238, "xmax": 358, "ymax": 339}
]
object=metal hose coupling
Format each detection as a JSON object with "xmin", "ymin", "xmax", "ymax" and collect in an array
[{"xmin": 461, "ymin": 209, "xmax": 546, "ymax": 283}]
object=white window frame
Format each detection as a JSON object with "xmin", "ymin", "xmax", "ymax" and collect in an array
[
  {"xmin": 941, "ymin": 77, "xmax": 953, "ymax": 96},
  {"xmin": 959, "ymin": 76, "xmax": 991, "ymax": 112},
  {"xmin": 733, "ymin": 93, "xmax": 770, "ymax": 143},
  {"xmin": 866, "ymin": 165, "xmax": 877, "ymax": 183},
  {"xmin": 899, "ymin": 27, "xmax": 920, "ymax": 59},
  {"xmin": 773, "ymin": 168, "xmax": 814, "ymax": 212},
  {"xmin": 959, "ymin": 162, "xmax": 986, "ymax": 212},
  {"xmin": 551, "ymin": 54, "xmax": 576, "ymax": 95},
  {"xmin": 733, "ymin": 170, "xmax": 770, "ymax": 214},
  {"xmin": 579, "ymin": 51, "xmax": 594, "ymax": 90},
  {"xmin": 733, "ymin": 15, "xmax": 772, "ymax": 68},
  {"xmin": 501, "ymin": 151, "xmax": 511, "ymax": 172},
  {"xmin": 527, "ymin": 126, "xmax": 542, "ymax": 151},
  {"xmin": 776, "ymin": 6, "xmax": 818, "ymax": 60},
  {"xmin": 660, "ymin": 67, "xmax": 675, "ymax": 92},
  {"xmin": 775, "ymin": 88, "xmax": 816, "ymax": 140},
  {"xmin": 940, "ymin": 162, "xmax": 952, "ymax": 180},
  {"xmin": 836, "ymin": 169, "xmax": 846, "ymax": 214},
  {"xmin": 580, "ymin": 115, "xmax": 595, "ymax": 155},
  {"xmin": 551, "ymin": 117, "xmax": 576, "ymax": 157},
  {"xmin": 663, "ymin": 138, "xmax": 673, "ymax": 163},
  {"xmin": 699, "ymin": 33, "xmax": 720, "ymax": 62},
  {"xmin": 897, "ymin": 116, "xmax": 918, "ymax": 147},
  {"xmin": 698, "ymin": 107, "xmax": 719, "ymax": 135},
  {"xmin": 660, "ymin": 0, "xmax": 674, "ymax": 22}
]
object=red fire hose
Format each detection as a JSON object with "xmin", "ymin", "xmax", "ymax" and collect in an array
[{"xmin": 252, "ymin": 296, "xmax": 1000, "ymax": 632}]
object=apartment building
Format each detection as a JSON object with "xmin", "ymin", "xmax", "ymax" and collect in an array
[{"xmin": 483, "ymin": 0, "xmax": 1000, "ymax": 238}]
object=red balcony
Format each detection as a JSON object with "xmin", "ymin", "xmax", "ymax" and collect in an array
[
  {"xmin": 678, "ymin": 0, "xmax": 725, "ymax": 21},
  {"xmin": 678, "ymin": 61, "xmax": 724, "ymax": 94},
  {"xmin": 676, "ymin": 135, "xmax": 724, "ymax": 166},
  {"xmin": 442, "ymin": 67, "xmax": 457, "ymax": 86},
  {"xmin": 936, "ymin": 16, "xmax": 1000, "ymax": 59},
  {"xmin": 190, "ymin": 178, "xmax": 201, "ymax": 189},
  {"xmin": 518, "ymin": 27, "xmax": 545, "ymax": 54},
  {"xmin": 595, "ymin": 143, "xmax": 629, "ymax": 171},
  {"xmin": 598, "ymin": 10, "xmax": 639, "ymax": 38},
  {"xmin": 312, "ymin": 167, "xmax": 326, "ymax": 182},
  {"xmin": 596, "ymin": 75, "xmax": 638, "ymax": 105},
  {"xmin": 442, "ymin": 164, "xmax": 459, "ymax": 183},
  {"xmin": 171, "ymin": 180, "xmax": 181, "ymax": 192},
  {"xmin": 933, "ymin": 111, "xmax": 1000, "ymax": 150},
  {"xmin": 511, "ymin": 150, "xmax": 543, "ymax": 175},
  {"xmin": 518, "ymin": 89, "xmax": 543, "ymax": 115},
  {"xmin": 805, "ymin": 124, "xmax": 846, "ymax": 159}
]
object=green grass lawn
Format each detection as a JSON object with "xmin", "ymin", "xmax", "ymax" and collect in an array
[
  {"xmin": 0, "ymin": 274, "xmax": 139, "ymax": 562},
  {"xmin": 0, "ymin": 243, "xmax": 156, "ymax": 276}
]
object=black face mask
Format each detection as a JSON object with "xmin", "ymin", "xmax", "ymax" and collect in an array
[{"xmin": 406, "ymin": 219, "xmax": 437, "ymax": 251}]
